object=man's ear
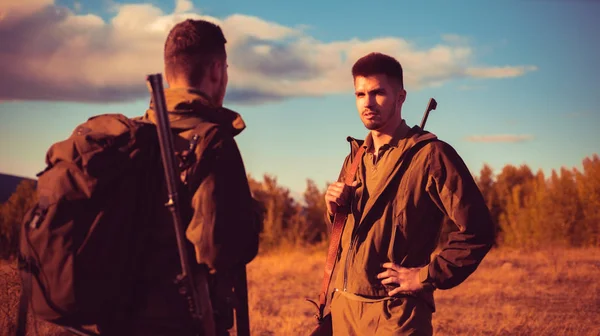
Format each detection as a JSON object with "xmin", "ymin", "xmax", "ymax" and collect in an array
[
  {"xmin": 397, "ymin": 88, "xmax": 407, "ymax": 104},
  {"xmin": 209, "ymin": 60, "xmax": 226, "ymax": 83}
]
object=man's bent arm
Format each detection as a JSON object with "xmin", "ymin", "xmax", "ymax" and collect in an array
[{"xmin": 420, "ymin": 141, "xmax": 495, "ymax": 290}]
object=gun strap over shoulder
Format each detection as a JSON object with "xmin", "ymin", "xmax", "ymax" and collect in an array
[
  {"xmin": 309, "ymin": 145, "xmax": 365, "ymax": 321},
  {"xmin": 308, "ymin": 130, "xmax": 438, "ymax": 323}
]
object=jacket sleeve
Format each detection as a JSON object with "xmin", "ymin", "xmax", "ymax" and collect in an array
[
  {"xmin": 185, "ymin": 126, "xmax": 261, "ymax": 274},
  {"xmin": 419, "ymin": 141, "xmax": 495, "ymax": 290}
]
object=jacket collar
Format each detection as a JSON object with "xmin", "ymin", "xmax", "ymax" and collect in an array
[
  {"xmin": 347, "ymin": 124, "xmax": 438, "ymax": 227},
  {"xmin": 361, "ymin": 119, "xmax": 412, "ymax": 152},
  {"xmin": 142, "ymin": 87, "xmax": 246, "ymax": 136},
  {"xmin": 346, "ymin": 122, "xmax": 438, "ymax": 160}
]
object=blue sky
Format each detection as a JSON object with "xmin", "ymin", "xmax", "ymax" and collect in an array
[{"xmin": 1, "ymin": 0, "xmax": 598, "ymax": 197}]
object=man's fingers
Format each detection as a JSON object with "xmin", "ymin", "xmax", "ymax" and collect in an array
[
  {"xmin": 380, "ymin": 277, "xmax": 398, "ymax": 286},
  {"xmin": 332, "ymin": 181, "xmax": 345, "ymax": 189},
  {"xmin": 376, "ymin": 269, "xmax": 394, "ymax": 279},
  {"xmin": 327, "ymin": 184, "xmax": 345, "ymax": 196},
  {"xmin": 327, "ymin": 182, "xmax": 344, "ymax": 192},
  {"xmin": 325, "ymin": 181, "xmax": 360, "ymax": 215},
  {"xmin": 325, "ymin": 191, "xmax": 342, "ymax": 201},
  {"xmin": 388, "ymin": 286, "xmax": 405, "ymax": 297},
  {"xmin": 327, "ymin": 183, "xmax": 354, "ymax": 204},
  {"xmin": 381, "ymin": 262, "xmax": 402, "ymax": 272}
]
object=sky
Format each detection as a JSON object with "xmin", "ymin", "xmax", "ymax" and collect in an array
[{"xmin": 0, "ymin": 0, "xmax": 599, "ymax": 198}]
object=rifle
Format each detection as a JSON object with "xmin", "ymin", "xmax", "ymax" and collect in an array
[
  {"xmin": 306, "ymin": 98, "xmax": 440, "ymax": 336},
  {"xmin": 420, "ymin": 98, "xmax": 437, "ymax": 129},
  {"xmin": 146, "ymin": 73, "xmax": 217, "ymax": 336}
]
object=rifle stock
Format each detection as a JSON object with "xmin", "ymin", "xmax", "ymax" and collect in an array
[{"xmin": 146, "ymin": 73, "xmax": 217, "ymax": 336}]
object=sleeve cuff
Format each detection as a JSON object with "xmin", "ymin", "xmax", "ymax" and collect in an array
[{"xmin": 419, "ymin": 264, "xmax": 435, "ymax": 289}]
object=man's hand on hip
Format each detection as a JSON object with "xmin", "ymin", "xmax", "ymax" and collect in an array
[{"xmin": 377, "ymin": 263, "xmax": 424, "ymax": 296}]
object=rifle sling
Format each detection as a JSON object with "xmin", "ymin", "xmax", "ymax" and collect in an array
[
  {"xmin": 312, "ymin": 134, "xmax": 437, "ymax": 322},
  {"xmin": 314, "ymin": 146, "xmax": 365, "ymax": 320}
]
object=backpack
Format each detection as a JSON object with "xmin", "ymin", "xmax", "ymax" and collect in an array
[{"xmin": 16, "ymin": 113, "xmax": 180, "ymax": 333}]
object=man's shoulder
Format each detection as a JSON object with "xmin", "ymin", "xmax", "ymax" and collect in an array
[
  {"xmin": 403, "ymin": 129, "xmax": 465, "ymax": 168},
  {"xmin": 406, "ymin": 127, "xmax": 454, "ymax": 155},
  {"xmin": 425, "ymin": 138, "xmax": 460, "ymax": 156},
  {"xmin": 414, "ymin": 137, "xmax": 473, "ymax": 179}
]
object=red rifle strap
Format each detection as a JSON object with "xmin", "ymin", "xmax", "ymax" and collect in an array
[{"xmin": 314, "ymin": 146, "xmax": 365, "ymax": 319}]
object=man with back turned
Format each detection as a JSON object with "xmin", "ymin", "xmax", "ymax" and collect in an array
[{"xmin": 99, "ymin": 19, "xmax": 261, "ymax": 336}]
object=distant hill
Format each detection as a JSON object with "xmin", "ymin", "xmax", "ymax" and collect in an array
[{"xmin": 0, "ymin": 173, "xmax": 36, "ymax": 204}]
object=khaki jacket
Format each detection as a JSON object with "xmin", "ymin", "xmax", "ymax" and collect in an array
[
  {"xmin": 138, "ymin": 87, "xmax": 261, "ymax": 274},
  {"xmin": 329, "ymin": 122, "xmax": 495, "ymax": 312}
]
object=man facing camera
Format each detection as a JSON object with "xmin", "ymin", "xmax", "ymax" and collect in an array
[{"xmin": 323, "ymin": 52, "xmax": 495, "ymax": 335}]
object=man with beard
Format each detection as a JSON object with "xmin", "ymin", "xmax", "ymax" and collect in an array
[
  {"xmin": 323, "ymin": 52, "xmax": 495, "ymax": 335},
  {"xmin": 99, "ymin": 19, "xmax": 261, "ymax": 335}
]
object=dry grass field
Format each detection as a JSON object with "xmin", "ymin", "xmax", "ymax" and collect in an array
[{"xmin": 2, "ymin": 246, "xmax": 599, "ymax": 336}]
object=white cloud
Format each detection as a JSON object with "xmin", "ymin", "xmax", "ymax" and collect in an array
[
  {"xmin": 458, "ymin": 85, "xmax": 486, "ymax": 91},
  {"xmin": 466, "ymin": 65, "xmax": 539, "ymax": 79},
  {"xmin": 464, "ymin": 134, "xmax": 535, "ymax": 143},
  {"xmin": 441, "ymin": 34, "xmax": 470, "ymax": 45},
  {"xmin": 174, "ymin": 0, "xmax": 193, "ymax": 14},
  {"xmin": 0, "ymin": 1, "xmax": 538, "ymax": 104}
]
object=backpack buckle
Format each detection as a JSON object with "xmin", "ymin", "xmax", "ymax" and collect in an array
[{"xmin": 177, "ymin": 134, "xmax": 201, "ymax": 185}]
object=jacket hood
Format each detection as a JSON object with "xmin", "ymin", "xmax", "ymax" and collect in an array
[{"xmin": 142, "ymin": 87, "xmax": 246, "ymax": 136}]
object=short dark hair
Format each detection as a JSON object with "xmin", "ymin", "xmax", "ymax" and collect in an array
[
  {"xmin": 351, "ymin": 52, "xmax": 404, "ymax": 89},
  {"xmin": 164, "ymin": 19, "xmax": 227, "ymax": 85}
]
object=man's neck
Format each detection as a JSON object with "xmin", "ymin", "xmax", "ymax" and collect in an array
[
  {"xmin": 370, "ymin": 116, "xmax": 405, "ymax": 155},
  {"xmin": 370, "ymin": 130, "xmax": 394, "ymax": 156}
]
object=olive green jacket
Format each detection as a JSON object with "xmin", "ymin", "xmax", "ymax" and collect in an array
[
  {"xmin": 328, "ymin": 124, "xmax": 495, "ymax": 312},
  {"xmin": 138, "ymin": 87, "xmax": 261, "ymax": 274}
]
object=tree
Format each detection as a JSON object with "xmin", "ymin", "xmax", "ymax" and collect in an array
[
  {"xmin": 0, "ymin": 179, "xmax": 37, "ymax": 259},
  {"xmin": 302, "ymin": 179, "xmax": 329, "ymax": 243},
  {"xmin": 475, "ymin": 163, "xmax": 502, "ymax": 245},
  {"xmin": 545, "ymin": 168, "xmax": 586, "ymax": 246},
  {"xmin": 573, "ymin": 154, "xmax": 600, "ymax": 246},
  {"xmin": 248, "ymin": 174, "xmax": 297, "ymax": 250}
]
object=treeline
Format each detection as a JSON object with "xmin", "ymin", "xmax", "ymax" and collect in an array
[
  {"xmin": 478, "ymin": 154, "xmax": 600, "ymax": 248},
  {"xmin": 1, "ymin": 154, "xmax": 598, "ymax": 260}
]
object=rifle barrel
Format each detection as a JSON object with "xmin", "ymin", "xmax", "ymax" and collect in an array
[{"xmin": 146, "ymin": 73, "xmax": 217, "ymax": 336}]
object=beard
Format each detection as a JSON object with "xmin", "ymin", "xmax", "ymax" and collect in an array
[
  {"xmin": 362, "ymin": 114, "xmax": 383, "ymax": 130},
  {"xmin": 361, "ymin": 100, "xmax": 397, "ymax": 130}
]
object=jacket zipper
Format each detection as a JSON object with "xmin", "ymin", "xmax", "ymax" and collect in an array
[{"xmin": 343, "ymin": 233, "xmax": 359, "ymax": 291}]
